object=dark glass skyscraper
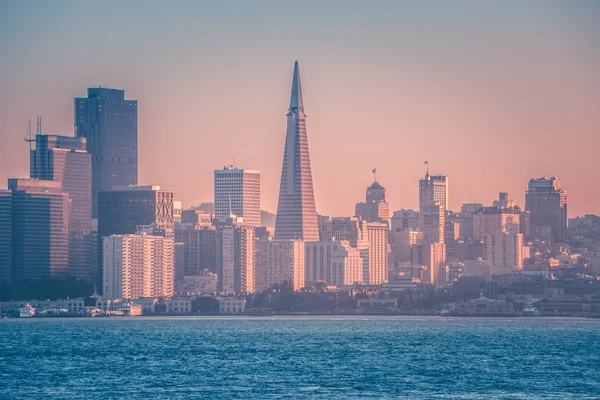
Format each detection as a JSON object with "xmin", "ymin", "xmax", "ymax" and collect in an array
[
  {"xmin": 0, "ymin": 189, "xmax": 12, "ymax": 284},
  {"xmin": 30, "ymin": 134, "xmax": 92, "ymax": 281},
  {"xmin": 525, "ymin": 177, "xmax": 567, "ymax": 242},
  {"xmin": 75, "ymin": 88, "xmax": 138, "ymax": 217},
  {"xmin": 8, "ymin": 179, "xmax": 70, "ymax": 281}
]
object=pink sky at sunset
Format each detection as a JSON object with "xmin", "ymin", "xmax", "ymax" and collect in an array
[{"xmin": 1, "ymin": 1, "xmax": 599, "ymax": 217}]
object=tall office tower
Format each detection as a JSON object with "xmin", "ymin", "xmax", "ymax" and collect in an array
[
  {"xmin": 390, "ymin": 228, "xmax": 423, "ymax": 264},
  {"xmin": 444, "ymin": 220, "xmax": 460, "ymax": 243},
  {"xmin": 30, "ymin": 134, "xmax": 92, "ymax": 281},
  {"xmin": 214, "ymin": 165, "xmax": 260, "ymax": 226},
  {"xmin": 97, "ymin": 185, "xmax": 174, "ymax": 289},
  {"xmin": 174, "ymin": 224, "xmax": 217, "ymax": 275},
  {"xmin": 390, "ymin": 209, "xmax": 420, "ymax": 232},
  {"xmin": 75, "ymin": 88, "xmax": 138, "ymax": 217},
  {"xmin": 216, "ymin": 217, "xmax": 255, "ymax": 294},
  {"xmin": 483, "ymin": 232, "xmax": 524, "ymax": 275},
  {"xmin": 525, "ymin": 177, "xmax": 567, "ymax": 242},
  {"xmin": 473, "ymin": 207, "xmax": 521, "ymax": 240},
  {"xmin": 420, "ymin": 204, "xmax": 445, "ymax": 244},
  {"xmin": 419, "ymin": 172, "xmax": 448, "ymax": 211},
  {"xmin": 0, "ymin": 189, "xmax": 12, "ymax": 283},
  {"xmin": 255, "ymin": 239, "xmax": 305, "ymax": 292},
  {"xmin": 366, "ymin": 222, "xmax": 389, "ymax": 284},
  {"xmin": 274, "ymin": 61, "xmax": 319, "ymax": 241},
  {"xmin": 412, "ymin": 242, "xmax": 447, "ymax": 286},
  {"xmin": 8, "ymin": 179, "xmax": 70, "ymax": 281},
  {"xmin": 181, "ymin": 209, "xmax": 212, "ymax": 225},
  {"xmin": 355, "ymin": 181, "xmax": 390, "ymax": 224},
  {"xmin": 304, "ymin": 240, "xmax": 364, "ymax": 287},
  {"xmin": 102, "ymin": 232, "xmax": 174, "ymax": 299}
]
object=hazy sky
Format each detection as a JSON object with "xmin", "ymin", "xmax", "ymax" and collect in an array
[{"xmin": 1, "ymin": 1, "xmax": 599, "ymax": 216}]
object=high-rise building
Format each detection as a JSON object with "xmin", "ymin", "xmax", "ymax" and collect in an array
[
  {"xmin": 390, "ymin": 228, "xmax": 423, "ymax": 264},
  {"xmin": 75, "ymin": 88, "xmax": 138, "ymax": 217},
  {"xmin": 483, "ymin": 232, "xmax": 524, "ymax": 274},
  {"xmin": 330, "ymin": 217, "xmax": 369, "ymax": 249},
  {"xmin": 0, "ymin": 189, "xmax": 12, "ymax": 283},
  {"xmin": 30, "ymin": 134, "xmax": 92, "ymax": 281},
  {"xmin": 304, "ymin": 240, "xmax": 364, "ymax": 287},
  {"xmin": 216, "ymin": 217, "xmax": 255, "ymax": 294},
  {"xmin": 8, "ymin": 179, "xmax": 70, "ymax": 281},
  {"xmin": 355, "ymin": 181, "xmax": 390, "ymax": 224},
  {"xmin": 174, "ymin": 242, "xmax": 185, "ymax": 283},
  {"xmin": 366, "ymin": 222, "xmax": 388, "ymax": 284},
  {"xmin": 274, "ymin": 61, "xmax": 319, "ymax": 241},
  {"xmin": 214, "ymin": 166, "xmax": 260, "ymax": 226},
  {"xmin": 103, "ymin": 232, "xmax": 174, "ymax": 299},
  {"xmin": 420, "ymin": 204, "xmax": 445, "ymax": 244},
  {"xmin": 97, "ymin": 185, "xmax": 174, "ymax": 290},
  {"xmin": 412, "ymin": 242, "xmax": 447, "ymax": 286},
  {"xmin": 390, "ymin": 209, "xmax": 420, "ymax": 232},
  {"xmin": 174, "ymin": 224, "xmax": 217, "ymax": 275},
  {"xmin": 419, "ymin": 172, "xmax": 448, "ymax": 211},
  {"xmin": 473, "ymin": 208, "xmax": 520, "ymax": 240},
  {"xmin": 255, "ymin": 239, "xmax": 305, "ymax": 292},
  {"xmin": 525, "ymin": 177, "xmax": 567, "ymax": 242}
]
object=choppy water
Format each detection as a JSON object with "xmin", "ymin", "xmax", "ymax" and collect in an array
[{"xmin": 1, "ymin": 316, "xmax": 599, "ymax": 399}]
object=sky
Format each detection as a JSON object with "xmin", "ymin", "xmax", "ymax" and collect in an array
[{"xmin": 1, "ymin": 1, "xmax": 599, "ymax": 217}]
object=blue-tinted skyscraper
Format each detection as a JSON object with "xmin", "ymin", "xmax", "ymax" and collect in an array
[{"xmin": 75, "ymin": 88, "xmax": 138, "ymax": 217}]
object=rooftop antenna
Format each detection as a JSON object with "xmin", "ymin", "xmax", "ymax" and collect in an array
[
  {"xmin": 24, "ymin": 117, "xmax": 36, "ymax": 177},
  {"xmin": 424, "ymin": 160, "xmax": 429, "ymax": 177}
]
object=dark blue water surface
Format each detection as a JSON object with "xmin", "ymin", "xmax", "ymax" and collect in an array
[{"xmin": 1, "ymin": 316, "xmax": 599, "ymax": 399}]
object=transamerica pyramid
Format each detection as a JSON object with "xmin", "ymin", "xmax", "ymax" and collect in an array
[{"xmin": 274, "ymin": 61, "xmax": 319, "ymax": 241}]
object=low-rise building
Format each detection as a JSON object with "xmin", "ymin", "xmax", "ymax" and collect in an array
[{"xmin": 218, "ymin": 297, "xmax": 246, "ymax": 314}]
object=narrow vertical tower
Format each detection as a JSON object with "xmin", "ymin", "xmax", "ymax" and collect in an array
[{"xmin": 274, "ymin": 61, "xmax": 319, "ymax": 241}]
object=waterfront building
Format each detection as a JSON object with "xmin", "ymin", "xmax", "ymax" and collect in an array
[
  {"xmin": 525, "ymin": 177, "xmax": 567, "ymax": 242},
  {"xmin": 30, "ymin": 134, "xmax": 92, "ymax": 281},
  {"xmin": 102, "ymin": 232, "xmax": 174, "ymax": 299},
  {"xmin": 0, "ymin": 189, "xmax": 12, "ymax": 283},
  {"xmin": 75, "ymin": 87, "xmax": 138, "ymax": 217},
  {"xmin": 255, "ymin": 239, "xmax": 305, "ymax": 292},
  {"xmin": 214, "ymin": 165, "xmax": 260, "ymax": 226},
  {"xmin": 274, "ymin": 61, "xmax": 319, "ymax": 241},
  {"xmin": 218, "ymin": 297, "xmax": 246, "ymax": 314}
]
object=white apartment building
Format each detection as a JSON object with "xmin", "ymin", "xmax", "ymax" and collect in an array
[{"xmin": 103, "ymin": 233, "xmax": 175, "ymax": 299}]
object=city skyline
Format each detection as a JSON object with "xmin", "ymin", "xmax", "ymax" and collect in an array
[{"xmin": 1, "ymin": 2, "xmax": 599, "ymax": 217}]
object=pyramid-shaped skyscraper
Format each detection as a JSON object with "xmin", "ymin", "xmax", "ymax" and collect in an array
[{"xmin": 274, "ymin": 61, "xmax": 319, "ymax": 241}]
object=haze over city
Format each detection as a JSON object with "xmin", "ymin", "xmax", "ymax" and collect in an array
[{"xmin": 1, "ymin": 1, "xmax": 599, "ymax": 216}]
